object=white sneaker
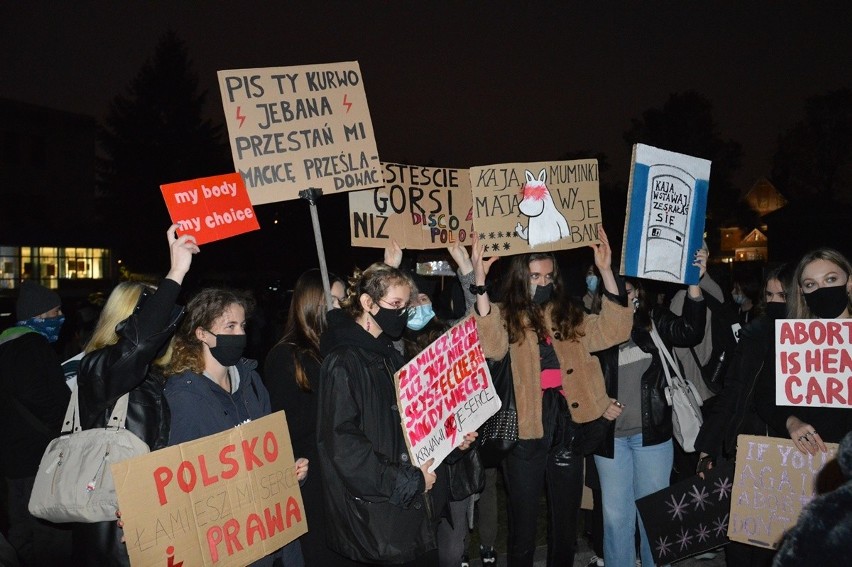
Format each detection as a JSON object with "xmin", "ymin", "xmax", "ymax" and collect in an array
[{"xmin": 586, "ymin": 556, "xmax": 604, "ymax": 567}]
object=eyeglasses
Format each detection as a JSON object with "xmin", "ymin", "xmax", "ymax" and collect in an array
[{"xmin": 378, "ymin": 298, "xmax": 409, "ymax": 310}]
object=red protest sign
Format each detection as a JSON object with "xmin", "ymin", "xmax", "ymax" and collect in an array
[
  {"xmin": 160, "ymin": 173, "xmax": 260, "ymax": 245},
  {"xmin": 775, "ymin": 319, "xmax": 852, "ymax": 408}
]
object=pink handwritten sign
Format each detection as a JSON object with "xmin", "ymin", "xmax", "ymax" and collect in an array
[{"xmin": 395, "ymin": 316, "xmax": 500, "ymax": 470}]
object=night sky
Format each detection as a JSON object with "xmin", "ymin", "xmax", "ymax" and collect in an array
[
  {"xmin": 2, "ymin": 1, "xmax": 851, "ymax": 284},
  {"xmin": 4, "ymin": 2, "xmax": 850, "ymax": 187}
]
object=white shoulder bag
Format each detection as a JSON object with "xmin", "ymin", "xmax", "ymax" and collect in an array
[
  {"xmin": 650, "ymin": 321, "xmax": 704, "ymax": 453},
  {"xmin": 28, "ymin": 388, "xmax": 150, "ymax": 523}
]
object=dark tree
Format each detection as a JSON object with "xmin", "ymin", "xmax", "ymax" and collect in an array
[
  {"xmin": 771, "ymin": 88, "xmax": 852, "ymax": 202},
  {"xmin": 765, "ymin": 89, "xmax": 852, "ymax": 262},
  {"xmin": 624, "ymin": 91, "xmax": 743, "ymax": 250},
  {"xmin": 98, "ymin": 31, "xmax": 229, "ymax": 273}
]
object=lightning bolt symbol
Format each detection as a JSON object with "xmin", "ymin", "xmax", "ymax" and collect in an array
[
  {"xmin": 236, "ymin": 106, "xmax": 246, "ymax": 128},
  {"xmin": 342, "ymin": 94, "xmax": 352, "ymax": 113}
]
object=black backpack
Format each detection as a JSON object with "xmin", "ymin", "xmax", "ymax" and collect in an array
[{"xmin": 689, "ymin": 293, "xmax": 741, "ymax": 394}]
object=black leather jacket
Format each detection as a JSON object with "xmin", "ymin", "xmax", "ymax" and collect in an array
[
  {"xmin": 76, "ymin": 279, "xmax": 183, "ymax": 448},
  {"xmin": 695, "ymin": 314, "xmax": 779, "ymax": 458},
  {"xmin": 317, "ymin": 310, "xmax": 436, "ymax": 564},
  {"xmin": 595, "ymin": 296, "xmax": 706, "ymax": 458},
  {"xmin": 71, "ymin": 279, "xmax": 183, "ymax": 567}
]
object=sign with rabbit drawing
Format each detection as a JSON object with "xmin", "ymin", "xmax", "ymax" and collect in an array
[{"xmin": 469, "ymin": 159, "xmax": 601, "ymax": 256}]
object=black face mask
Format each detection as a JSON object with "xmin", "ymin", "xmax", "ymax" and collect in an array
[
  {"xmin": 206, "ymin": 333, "xmax": 246, "ymax": 367},
  {"xmin": 803, "ymin": 285, "xmax": 850, "ymax": 318},
  {"xmin": 373, "ymin": 306, "xmax": 408, "ymax": 339},
  {"xmin": 531, "ymin": 283, "xmax": 554, "ymax": 305},
  {"xmin": 765, "ymin": 302, "xmax": 787, "ymax": 320}
]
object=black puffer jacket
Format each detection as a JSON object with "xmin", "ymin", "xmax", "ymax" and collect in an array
[
  {"xmin": 595, "ymin": 295, "xmax": 706, "ymax": 458},
  {"xmin": 317, "ymin": 310, "xmax": 436, "ymax": 564},
  {"xmin": 72, "ymin": 279, "xmax": 183, "ymax": 567}
]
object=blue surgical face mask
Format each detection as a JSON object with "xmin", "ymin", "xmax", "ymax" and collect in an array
[
  {"xmin": 407, "ymin": 303, "xmax": 435, "ymax": 331},
  {"xmin": 21, "ymin": 315, "xmax": 65, "ymax": 343},
  {"xmin": 586, "ymin": 275, "xmax": 599, "ymax": 293}
]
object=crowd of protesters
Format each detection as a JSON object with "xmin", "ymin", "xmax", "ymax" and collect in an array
[{"xmin": 1, "ymin": 223, "xmax": 851, "ymax": 567}]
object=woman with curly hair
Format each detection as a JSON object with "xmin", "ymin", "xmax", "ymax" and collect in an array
[{"xmin": 164, "ymin": 287, "xmax": 308, "ymax": 567}]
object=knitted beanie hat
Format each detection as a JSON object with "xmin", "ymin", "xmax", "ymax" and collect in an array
[{"xmin": 16, "ymin": 280, "xmax": 61, "ymax": 320}]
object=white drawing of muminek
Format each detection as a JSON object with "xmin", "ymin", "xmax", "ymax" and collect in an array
[{"xmin": 515, "ymin": 168, "xmax": 570, "ymax": 248}]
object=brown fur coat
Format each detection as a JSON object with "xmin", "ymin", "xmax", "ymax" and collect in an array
[{"xmin": 476, "ymin": 296, "xmax": 632, "ymax": 438}]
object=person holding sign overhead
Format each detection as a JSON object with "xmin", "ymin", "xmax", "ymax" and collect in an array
[
  {"xmin": 163, "ymin": 287, "xmax": 309, "ymax": 567},
  {"xmin": 755, "ymin": 248, "xmax": 852, "ymax": 455},
  {"xmin": 469, "ymin": 226, "xmax": 633, "ymax": 567},
  {"xmin": 593, "ymin": 269, "xmax": 706, "ymax": 567},
  {"xmin": 71, "ymin": 225, "xmax": 197, "ymax": 566}
]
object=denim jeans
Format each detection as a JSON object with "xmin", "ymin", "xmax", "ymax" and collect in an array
[{"xmin": 594, "ymin": 435, "xmax": 673, "ymax": 567}]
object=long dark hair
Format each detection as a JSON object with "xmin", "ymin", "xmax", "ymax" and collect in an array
[
  {"xmin": 625, "ymin": 277, "xmax": 653, "ymax": 331},
  {"xmin": 276, "ymin": 269, "xmax": 329, "ymax": 392},
  {"xmin": 500, "ymin": 253, "xmax": 585, "ymax": 344},
  {"xmin": 757, "ymin": 263, "xmax": 793, "ymax": 315}
]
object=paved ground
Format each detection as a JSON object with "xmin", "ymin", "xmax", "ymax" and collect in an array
[{"xmin": 465, "ymin": 538, "xmax": 728, "ymax": 566}]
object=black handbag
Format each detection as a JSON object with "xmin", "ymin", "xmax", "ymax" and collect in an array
[
  {"xmin": 477, "ymin": 353, "xmax": 518, "ymax": 467},
  {"xmin": 447, "ymin": 445, "xmax": 485, "ymax": 501}
]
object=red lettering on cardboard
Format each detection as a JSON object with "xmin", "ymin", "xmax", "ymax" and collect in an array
[
  {"xmin": 241, "ymin": 438, "xmax": 263, "ymax": 471},
  {"xmin": 154, "ymin": 466, "xmax": 173, "ymax": 506},
  {"xmin": 220, "ymin": 444, "xmax": 239, "ymax": 479},
  {"xmin": 199, "ymin": 455, "xmax": 219, "ymax": 487},
  {"xmin": 155, "ymin": 432, "xmax": 280, "ymax": 505}
]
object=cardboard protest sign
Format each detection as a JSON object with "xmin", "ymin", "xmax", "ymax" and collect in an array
[
  {"xmin": 111, "ymin": 412, "xmax": 307, "ymax": 567},
  {"xmin": 349, "ymin": 162, "xmax": 474, "ymax": 249},
  {"xmin": 620, "ymin": 144, "xmax": 711, "ymax": 285},
  {"xmin": 217, "ymin": 61, "xmax": 382, "ymax": 204},
  {"xmin": 160, "ymin": 173, "xmax": 260, "ymax": 245},
  {"xmin": 469, "ymin": 160, "xmax": 601, "ymax": 257},
  {"xmin": 395, "ymin": 316, "xmax": 499, "ymax": 471},
  {"xmin": 729, "ymin": 434, "xmax": 838, "ymax": 549},
  {"xmin": 775, "ymin": 318, "xmax": 852, "ymax": 408},
  {"xmin": 637, "ymin": 462, "xmax": 735, "ymax": 564}
]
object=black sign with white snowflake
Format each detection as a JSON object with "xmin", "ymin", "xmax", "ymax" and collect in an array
[{"xmin": 636, "ymin": 462, "xmax": 734, "ymax": 564}]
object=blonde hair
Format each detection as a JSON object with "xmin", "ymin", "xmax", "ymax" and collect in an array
[
  {"xmin": 790, "ymin": 248, "xmax": 852, "ymax": 318},
  {"xmin": 85, "ymin": 282, "xmax": 154, "ymax": 353}
]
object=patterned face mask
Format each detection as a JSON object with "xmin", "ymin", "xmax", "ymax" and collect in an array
[{"xmin": 21, "ymin": 315, "xmax": 65, "ymax": 343}]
